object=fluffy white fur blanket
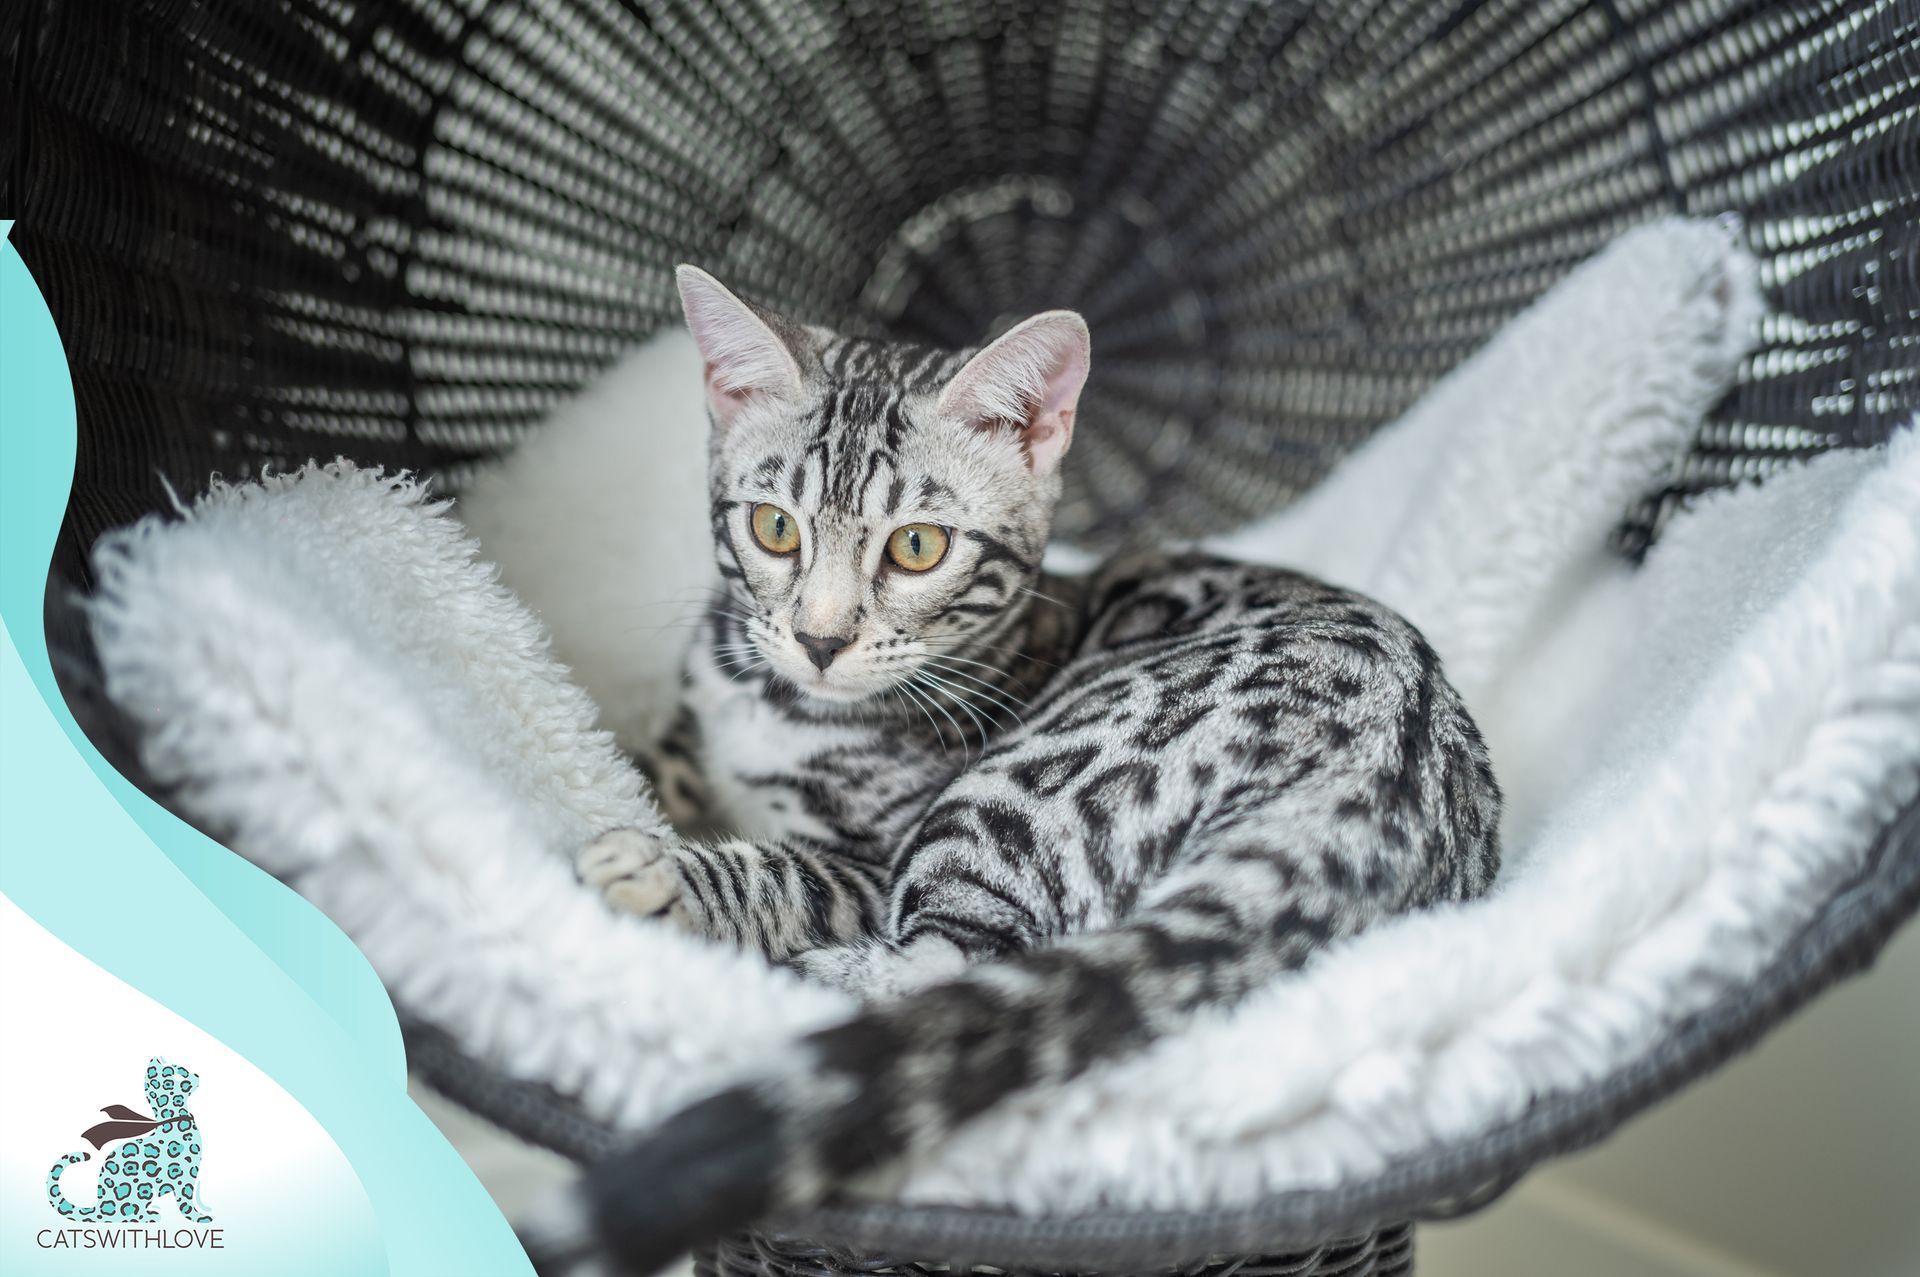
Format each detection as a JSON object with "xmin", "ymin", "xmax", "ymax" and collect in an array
[{"xmin": 87, "ymin": 218, "xmax": 1920, "ymax": 1214}]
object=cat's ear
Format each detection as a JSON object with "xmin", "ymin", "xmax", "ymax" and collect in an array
[
  {"xmin": 676, "ymin": 265, "xmax": 805, "ymax": 429},
  {"xmin": 937, "ymin": 311, "xmax": 1090, "ymax": 476}
]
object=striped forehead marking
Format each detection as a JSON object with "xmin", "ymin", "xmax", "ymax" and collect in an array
[{"xmin": 793, "ymin": 335, "xmax": 972, "ymax": 513}]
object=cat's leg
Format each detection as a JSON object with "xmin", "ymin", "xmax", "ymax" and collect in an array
[
  {"xmin": 876, "ymin": 782, "xmax": 1072, "ymax": 962},
  {"xmin": 784, "ymin": 771, "xmax": 1075, "ymax": 998},
  {"xmin": 577, "ymin": 828, "xmax": 696, "ymax": 925},
  {"xmin": 582, "ymin": 687, "xmax": 720, "ymax": 920},
  {"xmin": 92, "ymin": 1169, "xmax": 148, "ymax": 1222},
  {"xmin": 632, "ymin": 705, "xmax": 714, "ymax": 835},
  {"xmin": 133, "ymin": 1188, "xmax": 164, "ymax": 1221},
  {"xmin": 580, "ymin": 828, "xmax": 887, "ymax": 960},
  {"xmin": 172, "ymin": 1175, "xmax": 213, "ymax": 1223}
]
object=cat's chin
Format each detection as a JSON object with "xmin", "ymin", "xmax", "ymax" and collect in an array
[
  {"xmin": 793, "ymin": 679, "xmax": 886, "ymax": 706},
  {"xmin": 770, "ymin": 667, "xmax": 890, "ymax": 707}
]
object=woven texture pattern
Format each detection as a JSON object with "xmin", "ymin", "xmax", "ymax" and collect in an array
[
  {"xmin": 7, "ymin": 0, "xmax": 1917, "ymax": 582},
  {"xmin": 694, "ymin": 1227, "xmax": 1415, "ymax": 1277}
]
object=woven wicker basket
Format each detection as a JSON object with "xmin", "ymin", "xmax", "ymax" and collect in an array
[
  {"xmin": 694, "ymin": 1227, "xmax": 1415, "ymax": 1277},
  {"xmin": 9, "ymin": 1, "xmax": 1918, "ymax": 1273}
]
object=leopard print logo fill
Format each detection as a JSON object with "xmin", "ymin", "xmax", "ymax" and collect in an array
[{"xmin": 45, "ymin": 1057, "xmax": 212, "ymax": 1222}]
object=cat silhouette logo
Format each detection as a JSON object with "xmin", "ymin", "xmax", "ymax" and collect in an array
[{"xmin": 45, "ymin": 1057, "xmax": 213, "ymax": 1222}]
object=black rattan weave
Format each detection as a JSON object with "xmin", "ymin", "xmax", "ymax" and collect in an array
[
  {"xmin": 7, "ymin": 0, "xmax": 1917, "ymax": 586},
  {"xmin": 9, "ymin": 1, "xmax": 1919, "ymax": 1274},
  {"xmin": 691, "ymin": 1224, "xmax": 1415, "ymax": 1277}
]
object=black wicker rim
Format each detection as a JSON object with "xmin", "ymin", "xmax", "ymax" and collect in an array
[{"xmin": 690, "ymin": 1221, "xmax": 1415, "ymax": 1277}]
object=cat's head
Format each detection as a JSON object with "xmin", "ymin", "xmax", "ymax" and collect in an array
[
  {"xmin": 145, "ymin": 1057, "xmax": 199, "ymax": 1110},
  {"xmin": 678, "ymin": 266, "xmax": 1090, "ymax": 704}
]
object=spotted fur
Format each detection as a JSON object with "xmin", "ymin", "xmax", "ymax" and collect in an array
[
  {"xmin": 552, "ymin": 269, "xmax": 1499, "ymax": 1274},
  {"xmin": 46, "ymin": 1058, "xmax": 211, "ymax": 1223}
]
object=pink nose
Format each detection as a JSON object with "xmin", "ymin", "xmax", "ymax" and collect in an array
[{"xmin": 794, "ymin": 632, "xmax": 852, "ymax": 670}]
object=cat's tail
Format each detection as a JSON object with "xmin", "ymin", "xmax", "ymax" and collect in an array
[
  {"xmin": 46, "ymin": 1152, "xmax": 102, "ymax": 1221},
  {"xmin": 525, "ymin": 883, "xmax": 1349, "ymax": 1276}
]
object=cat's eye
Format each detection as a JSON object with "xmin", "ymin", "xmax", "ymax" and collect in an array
[
  {"xmin": 750, "ymin": 503, "xmax": 801, "ymax": 555},
  {"xmin": 886, "ymin": 523, "xmax": 950, "ymax": 572}
]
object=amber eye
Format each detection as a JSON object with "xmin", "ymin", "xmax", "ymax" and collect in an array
[
  {"xmin": 750, "ymin": 503, "xmax": 801, "ymax": 555},
  {"xmin": 886, "ymin": 523, "xmax": 950, "ymax": 572}
]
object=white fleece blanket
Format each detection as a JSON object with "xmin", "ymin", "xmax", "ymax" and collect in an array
[{"xmin": 87, "ymin": 218, "xmax": 1920, "ymax": 1213}]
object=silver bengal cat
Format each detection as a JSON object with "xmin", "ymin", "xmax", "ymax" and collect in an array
[{"xmin": 541, "ymin": 266, "xmax": 1501, "ymax": 1273}]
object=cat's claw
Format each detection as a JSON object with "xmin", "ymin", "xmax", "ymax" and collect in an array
[{"xmin": 578, "ymin": 828, "xmax": 691, "ymax": 926}]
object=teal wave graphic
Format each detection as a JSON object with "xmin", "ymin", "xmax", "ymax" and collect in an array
[{"xmin": 1, "ymin": 222, "xmax": 534, "ymax": 1276}]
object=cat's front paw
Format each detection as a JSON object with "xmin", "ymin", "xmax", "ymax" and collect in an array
[{"xmin": 578, "ymin": 828, "xmax": 694, "ymax": 928}]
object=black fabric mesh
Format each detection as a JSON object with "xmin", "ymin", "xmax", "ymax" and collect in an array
[{"xmin": 7, "ymin": 0, "xmax": 1917, "ymax": 590}]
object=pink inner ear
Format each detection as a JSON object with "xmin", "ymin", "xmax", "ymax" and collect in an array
[
  {"xmin": 936, "ymin": 310, "xmax": 1091, "ymax": 473},
  {"xmin": 678, "ymin": 266, "xmax": 803, "ymax": 429},
  {"xmin": 1023, "ymin": 337, "xmax": 1087, "ymax": 472},
  {"xmin": 1024, "ymin": 404, "xmax": 1074, "ymax": 472},
  {"xmin": 705, "ymin": 364, "xmax": 757, "ymax": 425}
]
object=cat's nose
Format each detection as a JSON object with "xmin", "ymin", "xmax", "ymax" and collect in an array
[{"xmin": 794, "ymin": 631, "xmax": 852, "ymax": 670}]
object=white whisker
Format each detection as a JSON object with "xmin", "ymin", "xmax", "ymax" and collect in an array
[
  {"xmin": 923, "ymin": 657, "xmax": 1030, "ymax": 709},
  {"xmin": 712, "ymin": 655, "xmax": 768, "ymax": 682},
  {"xmin": 900, "ymin": 677, "xmax": 968, "ymax": 757},
  {"xmin": 1020, "ymin": 584, "xmax": 1073, "ymax": 611},
  {"xmin": 918, "ymin": 666, "xmax": 1025, "ymax": 730},
  {"xmin": 929, "ymin": 637, "xmax": 1060, "ymax": 672},
  {"xmin": 915, "ymin": 671, "xmax": 996, "ymax": 742},
  {"xmin": 893, "ymin": 682, "xmax": 955, "ymax": 757}
]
